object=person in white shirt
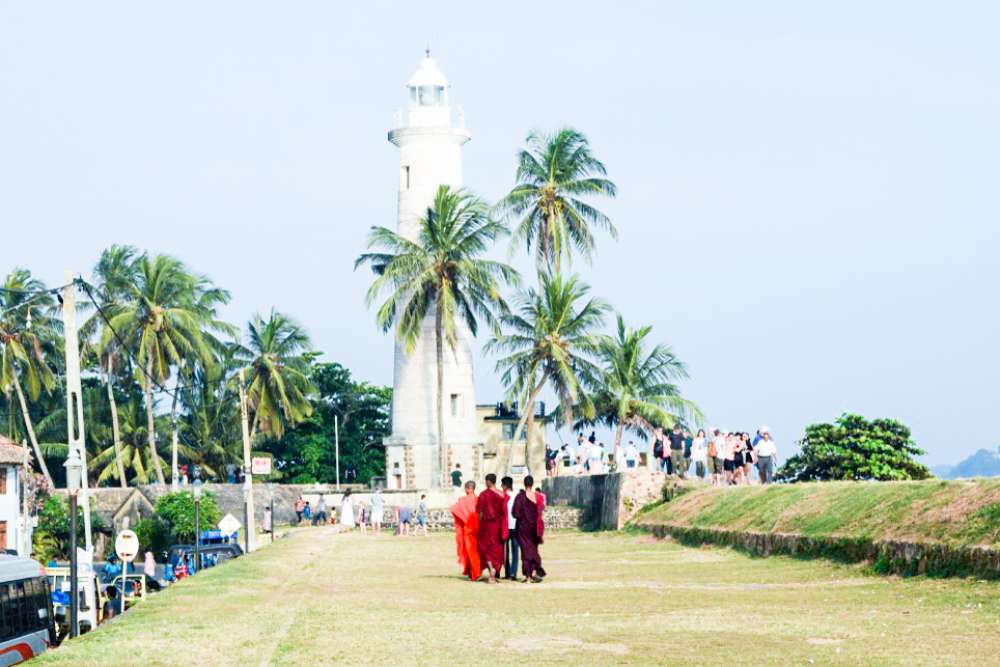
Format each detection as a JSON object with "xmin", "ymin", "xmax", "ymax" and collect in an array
[
  {"xmin": 691, "ymin": 429, "xmax": 708, "ymax": 479},
  {"xmin": 501, "ymin": 476, "xmax": 519, "ymax": 580},
  {"xmin": 624, "ymin": 441, "xmax": 639, "ymax": 469},
  {"xmin": 755, "ymin": 426, "xmax": 777, "ymax": 484},
  {"xmin": 588, "ymin": 441, "xmax": 605, "ymax": 475},
  {"xmin": 613, "ymin": 441, "xmax": 626, "ymax": 471}
]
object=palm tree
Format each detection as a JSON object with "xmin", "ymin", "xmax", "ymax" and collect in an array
[
  {"xmin": 0, "ymin": 269, "xmax": 60, "ymax": 487},
  {"xmin": 356, "ymin": 185, "xmax": 518, "ymax": 487},
  {"xmin": 580, "ymin": 315, "xmax": 701, "ymax": 462},
  {"xmin": 102, "ymin": 254, "xmax": 213, "ymax": 485},
  {"xmin": 238, "ymin": 311, "xmax": 315, "ymax": 440},
  {"xmin": 496, "ymin": 128, "xmax": 617, "ymax": 276},
  {"xmin": 487, "ymin": 273, "xmax": 609, "ymax": 476},
  {"xmin": 84, "ymin": 245, "xmax": 141, "ymax": 488}
]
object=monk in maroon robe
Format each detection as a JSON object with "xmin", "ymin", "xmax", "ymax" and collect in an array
[
  {"xmin": 511, "ymin": 474, "xmax": 547, "ymax": 582},
  {"xmin": 476, "ymin": 473, "xmax": 508, "ymax": 583},
  {"xmin": 451, "ymin": 481, "xmax": 482, "ymax": 581}
]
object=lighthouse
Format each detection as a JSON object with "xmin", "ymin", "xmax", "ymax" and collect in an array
[{"xmin": 383, "ymin": 52, "xmax": 482, "ymax": 490}]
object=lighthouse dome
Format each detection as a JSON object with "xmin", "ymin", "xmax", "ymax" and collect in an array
[{"xmin": 407, "ymin": 54, "xmax": 449, "ymax": 88}]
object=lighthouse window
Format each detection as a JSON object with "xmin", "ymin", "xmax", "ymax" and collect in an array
[
  {"xmin": 417, "ymin": 85, "xmax": 444, "ymax": 106},
  {"xmin": 401, "ymin": 165, "xmax": 410, "ymax": 189},
  {"xmin": 450, "ymin": 393, "xmax": 460, "ymax": 417}
]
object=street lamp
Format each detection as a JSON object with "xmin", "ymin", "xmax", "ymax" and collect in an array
[
  {"xmin": 193, "ymin": 481, "xmax": 202, "ymax": 573},
  {"xmin": 64, "ymin": 447, "xmax": 83, "ymax": 639}
]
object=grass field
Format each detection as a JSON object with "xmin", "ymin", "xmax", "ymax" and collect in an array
[
  {"xmin": 642, "ymin": 479, "xmax": 1000, "ymax": 545},
  {"xmin": 35, "ymin": 527, "xmax": 1000, "ymax": 666}
]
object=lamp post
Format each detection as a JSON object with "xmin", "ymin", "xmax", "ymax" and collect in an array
[
  {"xmin": 64, "ymin": 448, "xmax": 83, "ymax": 639},
  {"xmin": 193, "ymin": 481, "xmax": 202, "ymax": 574}
]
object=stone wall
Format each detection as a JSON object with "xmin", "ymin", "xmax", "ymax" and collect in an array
[
  {"xmin": 542, "ymin": 470, "xmax": 667, "ymax": 530},
  {"xmin": 84, "ymin": 483, "xmax": 584, "ymax": 533},
  {"xmin": 636, "ymin": 522, "xmax": 1000, "ymax": 579}
]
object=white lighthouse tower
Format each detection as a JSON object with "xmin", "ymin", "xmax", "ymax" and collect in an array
[{"xmin": 383, "ymin": 52, "xmax": 482, "ymax": 489}]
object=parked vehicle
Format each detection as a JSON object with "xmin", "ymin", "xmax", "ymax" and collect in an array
[
  {"xmin": 1, "ymin": 555, "xmax": 56, "ymax": 664},
  {"xmin": 45, "ymin": 567, "xmax": 99, "ymax": 639}
]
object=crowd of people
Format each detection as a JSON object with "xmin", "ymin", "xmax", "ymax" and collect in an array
[
  {"xmin": 293, "ymin": 488, "xmax": 432, "ymax": 536},
  {"xmin": 546, "ymin": 424, "xmax": 779, "ymax": 486}
]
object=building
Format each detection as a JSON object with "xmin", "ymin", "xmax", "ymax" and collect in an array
[
  {"xmin": 0, "ymin": 436, "xmax": 30, "ymax": 555},
  {"xmin": 477, "ymin": 403, "xmax": 552, "ymax": 481},
  {"xmin": 383, "ymin": 52, "xmax": 482, "ymax": 490}
]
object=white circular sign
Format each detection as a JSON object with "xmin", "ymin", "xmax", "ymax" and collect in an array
[{"xmin": 115, "ymin": 529, "xmax": 140, "ymax": 563}]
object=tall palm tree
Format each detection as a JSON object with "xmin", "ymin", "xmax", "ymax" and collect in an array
[
  {"xmin": 167, "ymin": 276, "xmax": 234, "ymax": 487},
  {"xmin": 103, "ymin": 254, "xmax": 213, "ymax": 485},
  {"xmin": 496, "ymin": 128, "xmax": 617, "ymax": 276},
  {"xmin": 0, "ymin": 269, "xmax": 60, "ymax": 486},
  {"xmin": 487, "ymin": 273, "xmax": 609, "ymax": 476},
  {"xmin": 580, "ymin": 315, "xmax": 701, "ymax": 460},
  {"xmin": 84, "ymin": 245, "xmax": 141, "ymax": 488},
  {"xmin": 356, "ymin": 185, "xmax": 518, "ymax": 487},
  {"xmin": 238, "ymin": 311, "xmax": 315, "ymax": 440}
]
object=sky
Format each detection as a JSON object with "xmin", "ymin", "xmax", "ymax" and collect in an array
[{"xmin": 1, "ymin": 2, "xmax": 998, "ymax": 466}]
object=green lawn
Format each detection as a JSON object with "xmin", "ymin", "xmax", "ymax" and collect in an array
[
  {"xmin": 35, "ymin": 527, "xmax": 1000, "ymax": 666},
  {"xmin": 643, "ymin": 479, "xmax": 1000, "ymax": 544}
]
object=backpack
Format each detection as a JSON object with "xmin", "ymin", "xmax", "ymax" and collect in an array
[{"xmin": 653, "ymin": 439, "xmax": 663, "ymax": 459}]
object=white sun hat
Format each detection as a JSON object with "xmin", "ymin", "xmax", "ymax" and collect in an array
[{"xmin": 759, "ymin": 425, "xmax": 770, "ymax": 433}]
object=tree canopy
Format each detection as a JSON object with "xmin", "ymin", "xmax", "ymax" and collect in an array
[{"xmin": 778, "ymin": 413, "xmax": 931, "ymax": 482}]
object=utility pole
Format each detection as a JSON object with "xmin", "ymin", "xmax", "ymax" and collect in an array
[
  {"xmin": 334, "ymin": 414, "xmax": 340, "ymax": 490},
  {"xmin": 63, "ymin": 273, "xmax": 92, "ymax": 553},
  {"xmin": 238, "ymin": 368, "xmax": 256, "ymax": 553}
]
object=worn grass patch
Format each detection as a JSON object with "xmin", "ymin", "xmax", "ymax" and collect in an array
[{"xmin": 32, "ymin": 527, "xmax": 1000, "ymax": 666}]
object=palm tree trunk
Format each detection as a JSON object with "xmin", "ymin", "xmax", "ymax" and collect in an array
[
  {"xmin": 105, "ymin": 357, "xmax": 128, "ymax": 488},
  {"xmin": 169, "ymin": 373, "xmax": 181, "ymax": 490},
  {"xmin": 10, "ymin": 372, "xmax": 53, "ymax": 488},
  {"xmin": 506, "ymin": 376, "xmax": 546, "ymax": 475},
  {"xmin": 435, "ymin": 305, "xmax": 446, "ymax": 489},
  {"xmin": 144, "ymin": 356, "xmax": 166, "ymax": 485}
]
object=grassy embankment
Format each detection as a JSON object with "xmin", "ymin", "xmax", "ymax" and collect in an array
[{"xmin": 638, "ymin": 479, "xmax": 1000, "ymax": 575}]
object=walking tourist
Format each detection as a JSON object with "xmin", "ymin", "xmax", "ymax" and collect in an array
[
  {"xmin": 741, "ymin": 432, "xmax": 756, "ymax": 482},
  {"xmin": 652, "ymin": 428, "xmax": 666, "ymax": 472},
  {"xmin": 756, "ymin": 427, "xmax": 777, "ymax": 484},
  {"xmin": 625, "ymin": 440, "xmax": 639, "ymax": 469},
  {"xmin": 476, "ymin": 474, "xmax": 508, "ymax": 583},
  {"xmin": 294, "ymin": 496, "xmax": 305, "ymax": 524},
  {"xmin": 511, "ymin": 475, "xmax": 546, "ymax": 583},
  {"xmin": 358, "ymin": 502, "xmax": 369, "ymax": 535},
  {"xmin": 668, "ymin": 423, "xmax": 686, "ymax": 478},
  {"xmin": 723, "ymin": 433, "xmax": 736, "ymax": 485},
  {"xmin": 143, "ymin": 551, "xmax": 156, "ymax": 579},
  {"xmin": 451, "ymin": 481, "xmax": 481, "ymax": 581},
  {"xmin": 398, "ymin": 504, "xmax": 413, "ymax": 535},
  {"xmin": 313, "ymin": 497, "xmax": 329, "ymax": 526},
  {"xmin": 417, "ymin": 494, "xmax": 429, "ymax": 536},
  {"xmin": 561, "ymin": 443, "xmax": 575, "ymax": 472},
  {"xmin": 691, "ymin": 429, "xmax": 707, "ymax": 479},
  {"xmin": 587, "ymin": 440, "xmax": 605, "ymax": 475},
  {"xmin": 371, "ymin": 488, "xmax": 385, "ymax": 534},
  {"xmin": 451, "ymin": 463, "xmax": 463, "ymax": 489},
  {"xmin": 338, "ymin": 489, "xmax": 356, "ymax": 530},
  {"xmin": 303, "ymin": 501, "xmax": 313, "ymax": 523},
  {"xmin": 613, "ymin": 440, "xmax": 625, "ymax": 471},
  {"xmin": 501, "ymin": 476, "xmax": 519, "ymax": 580}
]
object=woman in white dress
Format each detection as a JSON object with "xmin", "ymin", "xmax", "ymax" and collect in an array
[
  {"xmin": 371, "ymin": 488, "xmax": 384, "ymax": 534},
  {"xmin": 339, "ymin": 489, "xmax": 356, "ymax": 529}
]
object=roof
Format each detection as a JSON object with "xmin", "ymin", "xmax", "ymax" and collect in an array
[
  {"xmin": 0, "ymin": 436, "xmax": 27, "ymax": 465},
  {"xmin": 407, "ymin": 55, "xmax": 449, "ymax": 88}
]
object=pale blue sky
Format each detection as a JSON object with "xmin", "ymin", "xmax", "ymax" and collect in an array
[{"xmin": 2, "ymin": 2, "xmax": 997, "ymax": 465}]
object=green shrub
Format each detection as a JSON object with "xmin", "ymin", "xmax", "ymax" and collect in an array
[
  {"xmin": 35, "ymin": 495, "xmax": 105, "ymax": 559},
  {"xmin": 134, "ymin": 517, "xmax": 171, "ymax": 556},
  {"xmin": 155, "ymin": 491, "xmax": 222, "ymax": 542}
]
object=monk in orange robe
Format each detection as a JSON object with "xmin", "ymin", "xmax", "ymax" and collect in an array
[
  {"xmin": 451, "ymin": 480, "xmax": 482, "ymax": 580},
  {"xmin": 476, "ymin": 473, "xmax": 509, "ymax": 583}
]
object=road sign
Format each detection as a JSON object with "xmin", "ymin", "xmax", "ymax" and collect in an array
[
  {"xmin": 115, "ymin": 529, "xmax": 139, "ymax": 563},
  {"xmin": 218, "ymin": 513, "xmax": 242, "ymax": 535},
  {"xmin": 251, "ymin": 457, "xmax": 272, "ymax": 475}
]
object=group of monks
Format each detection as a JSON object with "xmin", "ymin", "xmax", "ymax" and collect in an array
[{"xmin": 450, "ymin": 473, "xmax": 547, "ymax": 583}]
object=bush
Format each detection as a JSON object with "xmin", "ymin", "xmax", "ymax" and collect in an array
[
  {"xmin": 155, "ymin": 491, "xmax": 222, "ymax": 542},
  {"xmin": 134, "ymin": 517, "xmax": 171, "ymax": 556},
  {"xmin": 35, "ymin": 495, "xmax": 105, "ymax": 559},
  {"xmin": 779, "ymin": 413, "xmax": 931, "ymax": 482}
]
